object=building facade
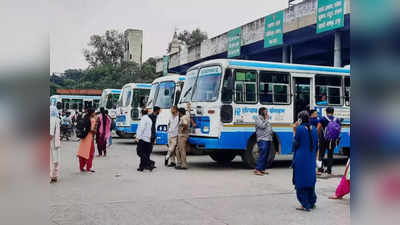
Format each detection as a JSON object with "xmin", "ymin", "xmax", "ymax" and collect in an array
[{"xmin": 124, "ymin": 29, "xmax": 143, "ymax": 66}]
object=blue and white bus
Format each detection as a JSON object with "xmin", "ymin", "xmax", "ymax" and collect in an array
[
  {"xmin": 98, "ymin": 89, "xmax": 121, "ymax": 119},
  {"xmin": 146, "ymin": 74, "xmax": 186, "ymax": 145},
  {"xmin": 115, "ymin": 83, "xmax": 152, "ymax": 138},
  {"xmin": 179, "ymin": 59, "xmax": 350, "ymax": 168},
  {"xmin": 50, "ymin": 95, "xmax": 101, "ymax": 114}
]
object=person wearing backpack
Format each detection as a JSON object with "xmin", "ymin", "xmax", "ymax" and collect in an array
[
  {"xmin": 76, "ymin": 108, "xmax": 97, "ymax": 173},
  {"xmin": 317, "ymin": 107, "xmax": 341, "ymax": 176}
]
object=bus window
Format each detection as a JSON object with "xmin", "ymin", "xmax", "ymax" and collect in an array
[
  {"xmin": 132, "ymin": 89, "xmax": 151, "ymax": 108},
  {"xmin": 259, "ymin": 71, "xmax": 290, "ymax": 104},
  {"xmin": 315, "ymin": 75, "xmax": 342, "ymax": 105},
  {"xmin": 155, "ymin": 81, "xmax": 175, "ymax": 109},
  {"xmin": 344, "ymin": 77, "xmax": 350, "ymax": 106},
  {"xmin": 221, "ymin": 69, "xmax": 233, "ymax": 103},
  {"xmin": 192, "ymin": 66, "xmax": 222, "ymax": 102},
  {"xmin": 106, "ymin": 94, "xmax": 113, "ymax": 109},
  {"xmin": 147, "ymin": 83, "xmax": 159, "ymax": 107},
  {"xmin": 234, "ymin": 70, "xmax": 257, "ymax": 104},
  {"xmin": 180, "ymin": 70, "xmax": 198, "ymax": 103}
]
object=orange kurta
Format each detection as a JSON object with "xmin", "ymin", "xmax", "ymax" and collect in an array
[{"xmin": 77, "ymin": 117, "xmax": 97, "ymax": 159}]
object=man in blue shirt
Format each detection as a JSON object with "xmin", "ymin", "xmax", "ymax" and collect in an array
[{"xmin": 317, "ymin": 107, "xmax": 341, "ymax": 176}]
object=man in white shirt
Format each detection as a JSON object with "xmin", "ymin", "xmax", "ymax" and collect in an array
[
  {"xmin": 136, "ymin": 109, "xmax": 153, "ymax": 171},
  {"xmin": 165, "ymin": 106, "xmax": 179, "ymax": 167}
]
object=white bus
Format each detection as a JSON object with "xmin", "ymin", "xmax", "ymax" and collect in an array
[
  {"xmin": 115, "ymin": 83, "xmax": 152, "ymax": 138},
  {"xmin": 50, "ymin": 95, "xmax": 101, "ymax": 114},
  {"xmin": 98, "ymin": 89, "xmax": 121, "ymax": 119},
  {"xmin": 146, "ymin": 74, "xmax": 185, "ymax": 145},
  {"xmin": 179, "ymin": 59, "xmax": 350, "ymax": 168}
]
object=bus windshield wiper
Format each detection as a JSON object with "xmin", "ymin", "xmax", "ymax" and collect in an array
[{"xmin": 183, "ymin": 87, "xmax": 192, "ymax": 98}]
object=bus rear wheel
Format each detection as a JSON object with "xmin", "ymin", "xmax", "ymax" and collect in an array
[
  {"xmin": 209, "ymin": 152, "xmax": 236, "ymax": 164},
  {"xmin": 242, "ymin": 137, "xmax": 277, "ymax": 169}
]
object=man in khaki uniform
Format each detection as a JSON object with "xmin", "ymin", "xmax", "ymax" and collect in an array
[{"xmin": 175, "ymin": 107, "xmax": 190, "ymax": 170}]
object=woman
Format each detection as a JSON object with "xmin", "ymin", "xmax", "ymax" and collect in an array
[
  {"xmin": 292, "ymin": 111, "xmax": 318, "ymax": 211},
  {"xmin": 50, "ymin": 106, "xmax": 61, "ymax": 183},
  {"xmin": 77, "ymin": 108, "xmax": 97, "ymax": 172},
  {"xmin": 96, "ymin": 107, "xmax": 111, "ymax": 157},
  {"xmin": 254, "ymin": 107, "xmax": 273, "ymax": 176},
  {"xmin": 329, "ymin": 159, "xmax": 350, "ymax": 199}
]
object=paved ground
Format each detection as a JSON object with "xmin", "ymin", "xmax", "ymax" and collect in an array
[{"xmin": 50, "ymin": 137, "xmax": 350, "ymax": 225}]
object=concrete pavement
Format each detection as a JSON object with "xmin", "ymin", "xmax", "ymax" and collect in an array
[{"xmin": 50, "ymin": 138, "xmax": 350, "ymax": 225}]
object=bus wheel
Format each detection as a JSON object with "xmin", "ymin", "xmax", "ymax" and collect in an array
[
  {"xmin": 242, "ymin": 136, "xmax": 277, "ymax": 169},
  {"xmin": 209, "ymin": 152, "xmax": 236, "ymax": 164}
]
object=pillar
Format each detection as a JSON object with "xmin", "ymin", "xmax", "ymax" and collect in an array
[
  {"xmin": 282, "ymin": 46, "xmax": 289, "ymax": 63},
  {"xmin": 334, "ymin": 32, "xmax": 342, "ymax": 67}
]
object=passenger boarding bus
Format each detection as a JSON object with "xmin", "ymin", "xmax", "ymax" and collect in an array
[
  {"xmin": 50, "ymin": 95, "xmax": 101, "ymax": 114},
  {"xmin": 146, "ymin": 74, "xmax": 185, "ymax": 145},
  {"xmin": 98, "ymin": 89, "xmax": 121, "ymax": 119},
  {"xmin": 115, "ymin": 83, "xmax": 152, "ymax": 138},
  {"xmin": 179, "ymin": 59, "xmax": 350, "ymax": 168}
]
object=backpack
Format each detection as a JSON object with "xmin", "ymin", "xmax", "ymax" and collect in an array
[
  {"xmin": 324, "ymin": 116, "xmax": 341, "ymax": 141},
  {"xmin": 76, "ymin": 116, "xmax": 91, "ymax": 139}
]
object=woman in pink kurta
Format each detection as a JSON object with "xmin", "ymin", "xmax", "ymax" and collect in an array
[
  {"xmin": 96, "ymin": 108, "xmax": 111, "ymax": 157},
  {"xmin": 77, "ymin": 108, "xmax": 97, "ymax": 172},
  {"xmin": 329, "ymin": 159, "xmax": 350, "ymax": 199}
]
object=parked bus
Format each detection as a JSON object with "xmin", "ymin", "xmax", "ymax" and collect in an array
[
  {"xmin": 50, "ymin": 95, "xmax": 100, "ymax": 114},
  {"xmin": 146, "ymin": 74, "xmax": 185, "ymax": 145},
  {"xmin": 115, "ymin": 83, "xmax": 152, "ymax": 138},
  {"xmin": 98, "ymin": 89, "xmax": 121, "ymax": 119},
  {"xmin": 179, "ymin": 59, "xmax": 350, "ymax": 168}
]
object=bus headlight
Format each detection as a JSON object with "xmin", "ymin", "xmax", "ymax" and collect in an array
[{"xmin": 202, "ymin": 126, "xmax": 209, "ymax": 133}]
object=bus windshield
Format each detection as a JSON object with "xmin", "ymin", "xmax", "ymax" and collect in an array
[
  {"xmin": 155, "ymin": 81, "xmax": 175, "ymax": 109},
  {"xmin": 147, "ymin": 83, "xmax": 159, "ymax": 107},
  {"xmin": 120, "ymin": 87, "xmax": 132, "ymax": 107},
  {"xmin": 180, "ymin": 69, "xmax": 198, "ymax": 103},
  {"xmin": 106, "ymin": 93, "xmax": 120, "ymax": 109},
  {"xmin": 192, "ymin": 66, "xmax": 222, "ymax": 102}
]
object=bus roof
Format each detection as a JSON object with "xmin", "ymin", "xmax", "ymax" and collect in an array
[
  {"xmin": 102, "ymin": 89, "xmax": 121, "ymax": 94},
  {"xmin": 50, "ymin": 95, "xmax": 100, "ymax": 100},
  {"xmin": 152, "ymin": 74, "xmax": 185, "ymax": 84},
  {"xmin": 188, "ymin": 59, "xmax": 350, "ymax": 75},
  {"xmin": 121, "ymin": 83, "xmax": 152, "ymax": 89}
]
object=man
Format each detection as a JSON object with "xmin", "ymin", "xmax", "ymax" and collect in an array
[
  {"xmin": 175, "ymin": 107, "xmax": 190, "ymax": 170},
  {"xmin": 135, "ymin": 108, "xmax": 153, "ymax": 171},
  {"xmin": 317, "ymin": 107, "xmax": 341, "ymax": 176},
  {"xmin": 254, "ymin": 107, "xmax": 272, "ymax": 176},
  {"xmin": 147, "ymin": 106, "xmax": 161, "ymax": 168},
  {"xmin": 165, "ymin": 106, "xmax": 179, "ymax": 167}
]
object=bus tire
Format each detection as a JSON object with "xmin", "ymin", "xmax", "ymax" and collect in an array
[
  {"xmin": 242, "ymin": 136, "xmax": 257, "ymax": 169},
  {"xmin": 242, "ymin": 135, "xmax": 278, "ymax": 169},
  {"xmin": 209, "ymin": 152, "xmax": 236, "ymax": 164}
]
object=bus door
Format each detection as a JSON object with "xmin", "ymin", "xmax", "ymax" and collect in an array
[{"xmin": 292, "ymin": 74, "xmax": 314, "ymax": 122}]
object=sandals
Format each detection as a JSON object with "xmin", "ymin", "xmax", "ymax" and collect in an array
[
  {"xmin": 296, "ymin": 207, "xmax": 310, "ymax": 212},
  {"xmin": 254, "ymin": 170, "xmax": 264, "ymax": 176},
  {"xmin": 328, "ymin": 195, "xmax": 342, "ymax": 200}
]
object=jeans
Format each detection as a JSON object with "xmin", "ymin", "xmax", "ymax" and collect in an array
[{"xmin": 256, "ymin": 140, "xmax": 271, "ymax": 171}]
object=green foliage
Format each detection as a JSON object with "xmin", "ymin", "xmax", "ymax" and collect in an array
[
  {"xmin": 50, "ymin": 30, "xmax": 160, "ymax": 94},
  {"xmin": 177, "ymin": 28, "xmax": 208, "ymax": 47}
]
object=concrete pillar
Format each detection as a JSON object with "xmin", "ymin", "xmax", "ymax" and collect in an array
[
  {"xmin": 282, "ymin": 46, "xmax": 289, "ymax": 63},
  {"xmin": 290, "ymin": 46, "xmax": 293, "ymax": 63},
  {"xmin": 334, "ymin": 32, "xmax": 342, "ymax": 67}
]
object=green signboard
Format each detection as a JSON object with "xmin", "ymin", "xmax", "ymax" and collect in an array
[
  {"xmin": 264, "ymin": 10, "xmax": 283, "ymax": 48},
  {"xmin": 227, "ymin": 27, "xmax": 241, "ymax": 58},
  {"xmin": 317, "ymin": 0, "xmax": 344, "ymax": 33},
  {"xmin": 162, "ymin": 55, "xmax": 168, "ymax": 76}
]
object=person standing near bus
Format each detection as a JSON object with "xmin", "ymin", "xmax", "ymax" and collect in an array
[
  {"xmin": 148, "ymin": 106, "xmax": 161, "ymax": 169},
  {"xmin": 165, "ymin": 106, "xmax": 179, "ymax": 167},
  {"xmin": 77, "ymin": 108, "xmax": 97, "ymax": 173},
  {"xmin": 96, "ymin": 107, "xmax": 111, "ymax": 157},
  {"xmin": 292, "ymin": 111, "xmax": 318, "ymax": 211},
  {"xmin": 175, "ymin": 107, "xmax": 190, "ymax": 170},
  {"xmin": 254, "ymin": 107, "xmax": 273, "ymax": 176},
  {"xmin": 50, "ymin": 106, "xmax": 61, "ymax": 183},
  {"xmin": 136, "ymin": 108, "xmax": 153, "ymax": 171},
  {"xmin": 317, "ymin": 107, "xmax": 341, "ymax": 176}
]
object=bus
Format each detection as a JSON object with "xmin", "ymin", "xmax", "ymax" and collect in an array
[
  {"xmin": 115, "ymin": 83, "xmax": 152, "ymax": 138},
  {"xmin": 50, "ymin": 95, "xmax": 101, "ymax": 114},
  {"xmin": 146, "ymin": 74, "xmax": 185, "ymax": 145},
  {"xmin": 179, "ymin": 59, "xmax": 350, "ymax": 168},
  {"xmin": 98, "ymin": 89, "xmax": 121, "ymax": 119}
]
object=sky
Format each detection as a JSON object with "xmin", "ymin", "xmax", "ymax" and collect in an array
[{"xmin": 50, "ymin": 0, "xmax": 288, "ymax": 73}]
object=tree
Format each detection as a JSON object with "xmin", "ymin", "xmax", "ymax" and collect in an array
[
  {"xmin": 177, "ymin": 28, "xmax": 208, "ymax": 47},
  {"xmin": 83, "ymin": 30, "xmax": 125, "ymax": 68}
]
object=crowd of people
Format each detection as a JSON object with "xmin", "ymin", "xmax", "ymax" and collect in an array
[{"xmin": 49, "ymin": 104, "xmax": 350, "ymax": 212}]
